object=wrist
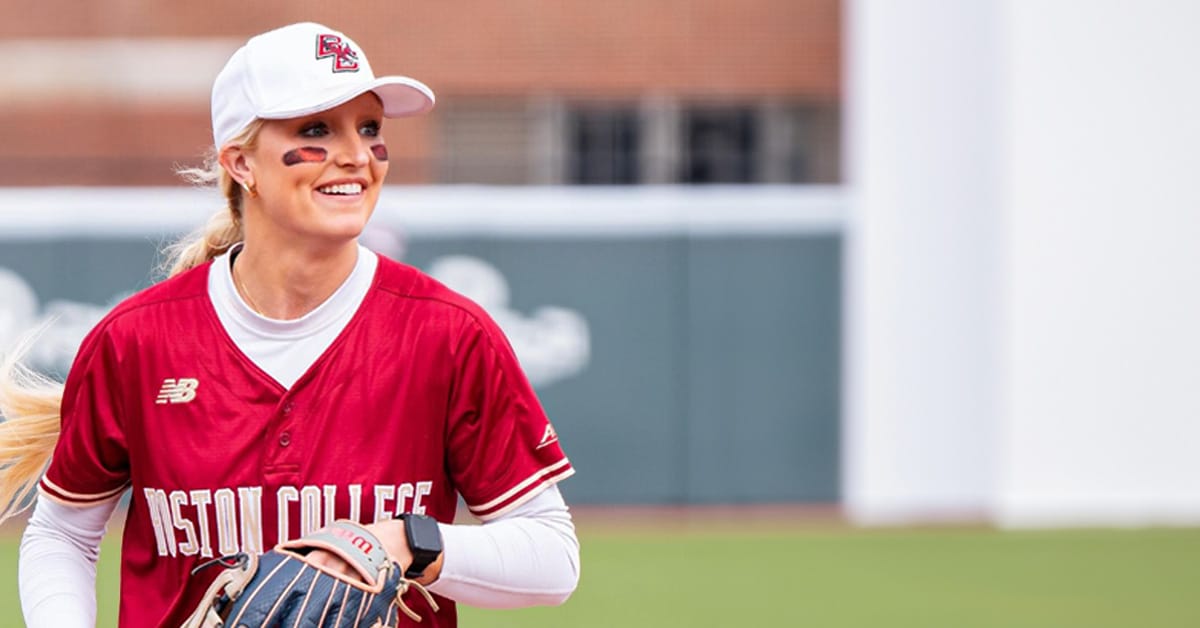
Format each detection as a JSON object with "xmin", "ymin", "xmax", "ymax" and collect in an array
[
  {"xmin": 368, "ymin": 519, "xmax": 413, "ymax": 567},
  {"xmin": 396, "ymin": 513, "xmax": 444, "ymax": 582},
  {"xmin": 414, "ymin": 549, "xmax": 445, "ymax": 586}
]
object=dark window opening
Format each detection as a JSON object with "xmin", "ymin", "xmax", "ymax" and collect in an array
[
  {"xmin": 568, "ymin": 107, "xmax": 641, "ymax": 184},
  {"xmin": 683, "ymin": 107, "xmax": 758, "ymax": 184}
]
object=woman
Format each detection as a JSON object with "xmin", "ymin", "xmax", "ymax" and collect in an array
[{"xmin": 0, "ymin": 22, "xmax": 579, "ymax": 627}]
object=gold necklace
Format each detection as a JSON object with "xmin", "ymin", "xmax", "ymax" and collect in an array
[{"xmin": 233, "ymin": 262, "xmax": 266, "ymax": 316}]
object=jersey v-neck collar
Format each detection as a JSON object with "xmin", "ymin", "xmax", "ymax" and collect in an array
[
  {"xmin": 208, "ymin": 242, "xmax": 378, "ymax": 388},
  {"xmin": 213, "ymin": 242, "xmax": 376, "ymax": 339}
]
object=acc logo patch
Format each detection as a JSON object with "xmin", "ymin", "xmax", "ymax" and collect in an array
[
  {"xmin": 315, "ymin": 34, "xmax": 360, "ymax": 72},
  {"xmin": 536, "ymin": 423, "xmax": 560, "ymax": 450}
]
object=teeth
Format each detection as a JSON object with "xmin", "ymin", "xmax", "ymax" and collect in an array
[{"xmin": 318, "ymin": 183, "xmax": 363, "ymax": 195}]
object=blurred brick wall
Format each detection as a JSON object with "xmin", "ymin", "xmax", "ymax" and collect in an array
[{"xmin": 0, "ymin": 0, "xmax": 839, "ymax": 185}]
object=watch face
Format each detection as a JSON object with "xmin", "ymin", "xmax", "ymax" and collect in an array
[
  {"xmin": 403, "ymin": 514, "xmax": 443, "ymax": 578},
  {"xmin": 406, "ymin": 515, "xmax": 444, "ymax": 554}
]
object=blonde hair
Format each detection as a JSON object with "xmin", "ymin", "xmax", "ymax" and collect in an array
[
  {"xmin": 0, "ymin": 329, "xmax": 63, "ymax": 522},
  {"xmin": 162, "ymin": 119, "xmax": 265, "ymax": 277},
  {"xmin": 0, "ymin": 121, "xmax": 264, "ymax": 522}
]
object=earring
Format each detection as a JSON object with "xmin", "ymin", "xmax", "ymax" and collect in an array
[{"xmin": 242, "ymin": 180, "xmax": 259, "ymax": 199}]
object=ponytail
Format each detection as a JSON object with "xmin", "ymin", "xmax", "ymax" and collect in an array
[
  {"xmin": 0, "ymin": 329, "xmax": 63, "ymax": 523},
  {"xmin": 0, "ymin": 120, "xmax": 265, "ymax": 521},
  {"xmin": 161, "ymin": 119, "xmax": 265, "ymax": 278},
  {"xmin": 158, "ymin": 189, "xmax": 244, "ymax": 278}
]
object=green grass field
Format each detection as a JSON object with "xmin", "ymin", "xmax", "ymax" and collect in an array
[{"xmin": 2, "ymin": 522, "xmax": 1198, "ymax": 627}]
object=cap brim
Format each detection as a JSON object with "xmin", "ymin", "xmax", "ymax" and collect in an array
[
  {"xmin": 258, "ymin": 75, "xmax": 435, "ymax": 121},
  {"xmin": 372, "ymin": 77, "xmax": 437, "ymax": 118}
]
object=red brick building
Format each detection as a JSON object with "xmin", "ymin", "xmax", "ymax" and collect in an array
[{"xmin": 0, "ymin": 1, "xmax": 840, "ymax": 185}]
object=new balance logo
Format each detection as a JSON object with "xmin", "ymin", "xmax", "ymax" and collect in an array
[{"xmin": 155, "ymin": 378, "xmax": 199, "ymax": 404}]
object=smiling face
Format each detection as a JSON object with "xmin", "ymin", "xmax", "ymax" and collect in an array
[{"xmin": 232, "ymin": 92, "xmax": 389, "ymax": 248}]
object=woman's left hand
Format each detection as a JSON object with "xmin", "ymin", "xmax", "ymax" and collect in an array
[{"xmin": 301, "ymin": 519, "xmax": 442, "ymax": 585}]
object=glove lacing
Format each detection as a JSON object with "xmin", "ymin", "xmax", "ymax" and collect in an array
[{"xmin": 394, "ymin": 577, "xmax": 440, "ymax": 622}]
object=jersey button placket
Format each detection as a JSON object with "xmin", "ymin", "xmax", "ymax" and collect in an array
[
  {"xmin": 279, "ymin": 403, "xmax": 294, "ymax": 447},
  {"xmin": 264, "ymin": 399, "xmax": 299, "ymax": 487}
]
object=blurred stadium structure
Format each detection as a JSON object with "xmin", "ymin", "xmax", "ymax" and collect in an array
[
  {"xmin": 3, "ymin": 0, "xmax": 1200, "ymax": 531},
  {"xmin": 0, "ymin": 0, "xmax": 840, "ymax": 186}
]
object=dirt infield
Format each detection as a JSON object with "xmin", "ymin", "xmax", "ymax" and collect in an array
[
  {"xmin": 1, "ymin": 502, "xmax": 850, "ymax": 540},
  {"xmin": 0, "ymin": 501, "xmax": 1004, "ymax": 539},
  {"xmin": 566, "ymin": 502, "xmax": 848, "ymax": 534}
]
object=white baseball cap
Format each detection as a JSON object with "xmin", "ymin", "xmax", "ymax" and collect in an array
[{"xmin": 211, "ymin": 22, "xmax": 435, "ymax": 147}]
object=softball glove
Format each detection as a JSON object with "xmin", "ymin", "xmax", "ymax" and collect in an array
[{"xmin": 181, "ymin": 520, "xmax": 438, "ymax": 627}]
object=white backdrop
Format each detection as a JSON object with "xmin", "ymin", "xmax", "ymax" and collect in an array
[{"xmin": 846, "ymin": 0, "xmax": 1200, "ymax": 526}]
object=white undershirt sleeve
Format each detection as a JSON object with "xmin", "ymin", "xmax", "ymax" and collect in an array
[
  {"xmin": 17, "ymin": 484, "xmax": 580, "ymax": 621},
  {"xmin": 429, "ymin": 484, "xmax": 581, "ymax": 608},
  {"xmin": 19, "ymin": 496, "xmax": 117, "ymax": 628}
]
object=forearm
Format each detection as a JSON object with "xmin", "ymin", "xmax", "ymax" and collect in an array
[
  {"xmin": 429, "ymin": 485, "xmax": 580, "ymax": 608},
  {"xmin": 19, "ymin": 497, "xmax": 115, "ymax": 628}
]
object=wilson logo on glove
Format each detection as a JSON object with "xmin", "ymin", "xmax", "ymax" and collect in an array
[{"xmin": 328, "ymin": 525, "xmax": 376, "ymax": 554}]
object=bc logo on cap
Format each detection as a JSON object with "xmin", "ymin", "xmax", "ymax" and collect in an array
[{"xmin": 315, "ymin": 34, "xmax": 360, "ymax": 73}]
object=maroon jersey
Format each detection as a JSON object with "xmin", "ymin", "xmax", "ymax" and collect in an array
[{"xmin": 39, "ymin": 256, "xmax": 574, "ymax": 627}]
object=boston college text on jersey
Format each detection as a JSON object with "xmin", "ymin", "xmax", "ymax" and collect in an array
[{"xmin": 142, "ymin": 481, "xmax": 437, "ymax": 557}]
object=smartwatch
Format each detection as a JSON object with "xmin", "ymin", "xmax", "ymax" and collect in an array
[{"xmin": 397, "ymin": 513, "xmax": 444, "ymax": 579}]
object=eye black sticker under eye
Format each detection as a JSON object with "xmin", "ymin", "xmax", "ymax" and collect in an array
[
  {"xmin": 370, "ymin": 145, "xmax": 389, "ymax": 161},
  {"xmin": 282, "ymin": 147, "xmax": 328, "ymax": 166}
]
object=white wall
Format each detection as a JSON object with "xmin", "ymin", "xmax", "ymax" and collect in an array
[
  {"xmin": 847, "ymin": 0, "xmax": 1200, "ymax": 526},
  {"xmin": 844, "ymin": 0, "xmax": 1004, "ymax": 524},
  {"xmin": 999, "ymin": 0, "xmax": 1200, "ymax": 526}
]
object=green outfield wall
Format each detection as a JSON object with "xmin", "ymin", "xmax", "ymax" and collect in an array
[{"xmin": 0, "ymin": 186, "xmax": 842, "ymax": 505}]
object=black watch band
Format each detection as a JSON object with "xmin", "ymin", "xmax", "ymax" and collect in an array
[{"xmin": 397, "ymin": 513, "xmax": 443, "ymax": 579}]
